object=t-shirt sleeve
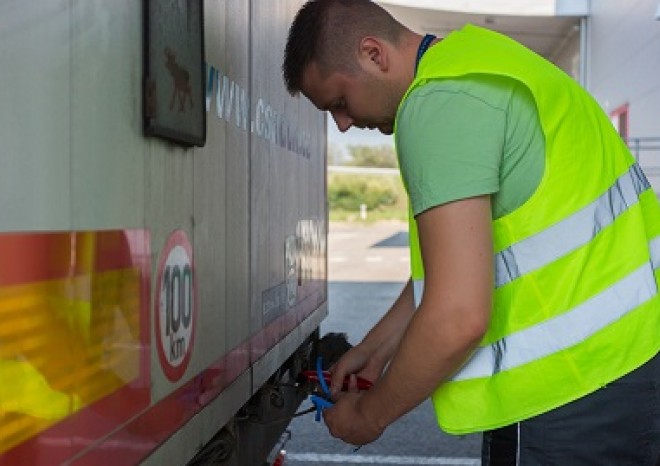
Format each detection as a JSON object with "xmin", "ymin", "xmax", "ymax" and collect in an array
[{"xmin": 396, "ymin": 83, "xmax": 506, "ymax": 216}]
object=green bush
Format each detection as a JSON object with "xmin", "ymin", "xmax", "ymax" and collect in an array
[{"xmin": 328, "ymin": 173, "xmax": 407, "ymax": 213}]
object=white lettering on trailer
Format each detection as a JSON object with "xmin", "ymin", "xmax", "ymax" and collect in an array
[
  {"xmin": 205, "ymin": 63, "xmax": 312, "ymax": 158},
  {"xmin": 285, "ymin": 235, "xmax": 298, "ymax": 307},
  {"xmin": 296, "ymin": 219, "xmax": 325, "ymax": 282}
]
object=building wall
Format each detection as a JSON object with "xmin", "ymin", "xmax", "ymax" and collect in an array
[
  {"xmin": 587, "ymin": 0, "xmax": 660, "ymax": 182},
  {"xmin": 587, "ymin": 0, "xmax": 660, "ymax": 137},
  {"xmin": 552, "ymin": 25, "xmax": 581, "ymax": 81}
]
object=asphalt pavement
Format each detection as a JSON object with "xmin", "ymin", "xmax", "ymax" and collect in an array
[{"xmin": 283, "ymin": 221, "xmax": 482, "ymax": 466}]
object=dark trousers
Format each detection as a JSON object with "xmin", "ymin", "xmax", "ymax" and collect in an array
[{"xmin": 482, "ymin": 352, "xmax": 660, "ymax": 465}]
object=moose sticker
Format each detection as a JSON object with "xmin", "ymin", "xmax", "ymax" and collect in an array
[
  {"xmin": 155, "ymin": 230, "xmax": 197, "ymax": 382},
  {"xmin": 165, "ymin": 47, "xmax": 193, "ymax": 113},
  {"xmin": 143, "ymin": 0, "xmax": 205, "ymax": 146}
]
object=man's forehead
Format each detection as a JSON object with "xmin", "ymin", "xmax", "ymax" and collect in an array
[{"xmin": 301, "ymin": 62, "xmax": 341, "ymax": 111}]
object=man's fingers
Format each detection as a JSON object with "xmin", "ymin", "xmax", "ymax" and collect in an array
[
  {"xmin": 329, "ymin": 367, "xmax": 346, "ymax": 396},
  {"xmin": 348, "ymin": 373, "xmax": 359, "ymax": 393}
]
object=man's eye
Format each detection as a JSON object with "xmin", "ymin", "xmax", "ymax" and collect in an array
[{"xmin": 331, "ymin": 100, "xmax": 345, "ymax": 110}]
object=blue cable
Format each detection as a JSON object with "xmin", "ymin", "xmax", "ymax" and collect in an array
[
  {"xmin": 316, "ymin": 355, "xmax": 331, "ymax": 397},
  {"xmin": 309, "ymin": 357, "xmax": 364, "ymax": 452},
  {"xmin": 310, "ymin": 356, "xmax": 333, "ymax": 421}
]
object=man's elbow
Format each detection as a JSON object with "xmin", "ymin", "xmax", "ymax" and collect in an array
[
  {"xmin": 419, "ymin": 298, "xmax": 490, "ymax": 349},
  {"xmin": 454, "ymin": 307, "xmax": 489, "ymax": 348}
]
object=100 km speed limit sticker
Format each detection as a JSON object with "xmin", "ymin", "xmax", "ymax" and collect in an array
[{"xmin": 155, "ymin": 230, "xmax": 196, "ymax": 382}]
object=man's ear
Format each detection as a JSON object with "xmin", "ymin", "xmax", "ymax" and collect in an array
[{"xmin": 358, "ymin": 37, "xmax": 388, "ymax": 71}]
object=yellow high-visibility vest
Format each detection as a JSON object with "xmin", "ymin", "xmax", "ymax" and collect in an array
[{"xmin": 395, "ymin": 24, "xmax": 660, "ymax": 434}]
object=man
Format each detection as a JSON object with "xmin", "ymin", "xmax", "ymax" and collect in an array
[{"xmin": 282, "ymin": 1, "xmax": 660, "ymax": 464}]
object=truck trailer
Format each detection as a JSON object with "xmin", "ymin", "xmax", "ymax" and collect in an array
[{"xmin": 0, "ymin": 1, "xmax": 327, "ymax": 464}]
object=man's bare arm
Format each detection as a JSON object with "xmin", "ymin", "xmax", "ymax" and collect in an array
[{"xmin": 325, "ymin": 195, "xmax": 493, "ymax": 444}]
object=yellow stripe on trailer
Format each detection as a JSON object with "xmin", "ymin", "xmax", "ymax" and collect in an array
[{"xmin": 0, "ymin": 267, "xmax": 142, "ymax": 454}]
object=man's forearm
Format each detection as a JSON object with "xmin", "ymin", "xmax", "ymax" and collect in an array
[
  {"xmin": 358, "ymin": 278, "xmax": 416, "ymax": 368},
  {"xmin": 360, "ymin": 299, "xmax": 485, "ymax": 430}
]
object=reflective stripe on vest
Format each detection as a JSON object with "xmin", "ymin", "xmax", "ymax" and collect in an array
[
  {"xmin": 453, "ymin": 234, "xmax": 660, "ymax": 380},
  {"xmin": 495, "ymin": 163, "xmax": 650, "ymax": 288},
  {"xmin": 413, "ymin": 163, "xmax": 652, "ymax": 307},
  {"xmin": 413, "ymin": 164, "xmax": 651, "ymax": 306}
]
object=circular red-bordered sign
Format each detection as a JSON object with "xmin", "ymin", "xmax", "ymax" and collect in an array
[{"xmin": 155, "ymin": 230, "xmax": 197, "ymax": 382}]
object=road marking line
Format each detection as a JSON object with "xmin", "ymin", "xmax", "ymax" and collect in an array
[
  {"xmin": 285, "ymin": 453, "xmax": 480, "ymax": 465},
  {"xmin": 330, "ymin": 257, "xmax": 348, "ymax": 262},
  {"xmin": 365, "ymin": 256, "xmax": 383, "ymax": 262}
]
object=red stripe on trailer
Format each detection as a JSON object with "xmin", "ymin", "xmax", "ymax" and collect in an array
[
  {"xmin": 0, "ymin": 232, "xmax": 325, "ymax": 465},
  {"xmin": 250, "ymin": 282, "xmax": 326, "ymax": 363},
  {"xmin": 69, "ymin": 339, "xmax": 251, "ymax": 466},
  {"xmin": 69, "ymin": 296, "xmax": 325, "ymax": 465},
  {"xmin": 2, "ymin": 301, "xmax": 323, "ymax": 465}
]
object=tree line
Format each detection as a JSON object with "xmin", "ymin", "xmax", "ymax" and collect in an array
[{"xmin": 328, "ymin": 143, "xmax": 397, "ymax": 168}]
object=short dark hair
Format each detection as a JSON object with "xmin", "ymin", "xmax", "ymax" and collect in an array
[{"xmin": 282, "ymin": 0, "xmax": 405, "ymax": 95}]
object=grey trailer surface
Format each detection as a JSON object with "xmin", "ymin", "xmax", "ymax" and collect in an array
[{"xmin": 0, "ymin": 1, "xmax": 327, "ymax": 465}]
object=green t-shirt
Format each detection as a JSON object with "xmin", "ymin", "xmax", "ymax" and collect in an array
[{"xmin": 396, "ymin": 75, "xmax": 545, "ymax": 220}]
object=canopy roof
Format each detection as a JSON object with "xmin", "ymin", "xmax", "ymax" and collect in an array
[{"xmin": 376, "ymin": 0, "xmax": 589, "ymax": 59}]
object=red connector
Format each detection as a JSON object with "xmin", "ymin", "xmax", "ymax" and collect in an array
[{"xmin": 300, "ymin": 370, "xmax": 373, "ymax": 391}]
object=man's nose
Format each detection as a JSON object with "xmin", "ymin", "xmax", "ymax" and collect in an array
[{"xmin": 332, "ymin": 113, "xmax": 353, "ymax": 133}]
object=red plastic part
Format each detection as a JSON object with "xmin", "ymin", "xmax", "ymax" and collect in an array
[
  {"xmin": 300, "ymin": 370, "xmax": 373, "ymax": 391},
  {"xmin": 272, "ymin": 450, "xmax": 286, "ymax": 466}
]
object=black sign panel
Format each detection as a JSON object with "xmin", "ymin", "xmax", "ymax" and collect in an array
[{"xmin": 144, "ymin": 0, "xmax": 206, "ymax": 147}]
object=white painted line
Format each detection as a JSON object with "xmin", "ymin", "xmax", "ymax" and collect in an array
[
  {"xmin": 330, "ymin": 257, "xmax": 348, "ymax": 262},
  {"xmin": 365, "ymin": 256, "xmax": 384, "ymax": 262},
  {"xmin": 286, "ymin": 453, "xmax": 480, "ymax": 465}
]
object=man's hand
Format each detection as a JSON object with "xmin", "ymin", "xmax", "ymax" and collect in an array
[
  {"xmin": 328, "ymin": 344, "xmax": 384, "ymax": 396},
  {"xmin": 323, "ymin": 376, "xmax": 385, "ymax": 446}
]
